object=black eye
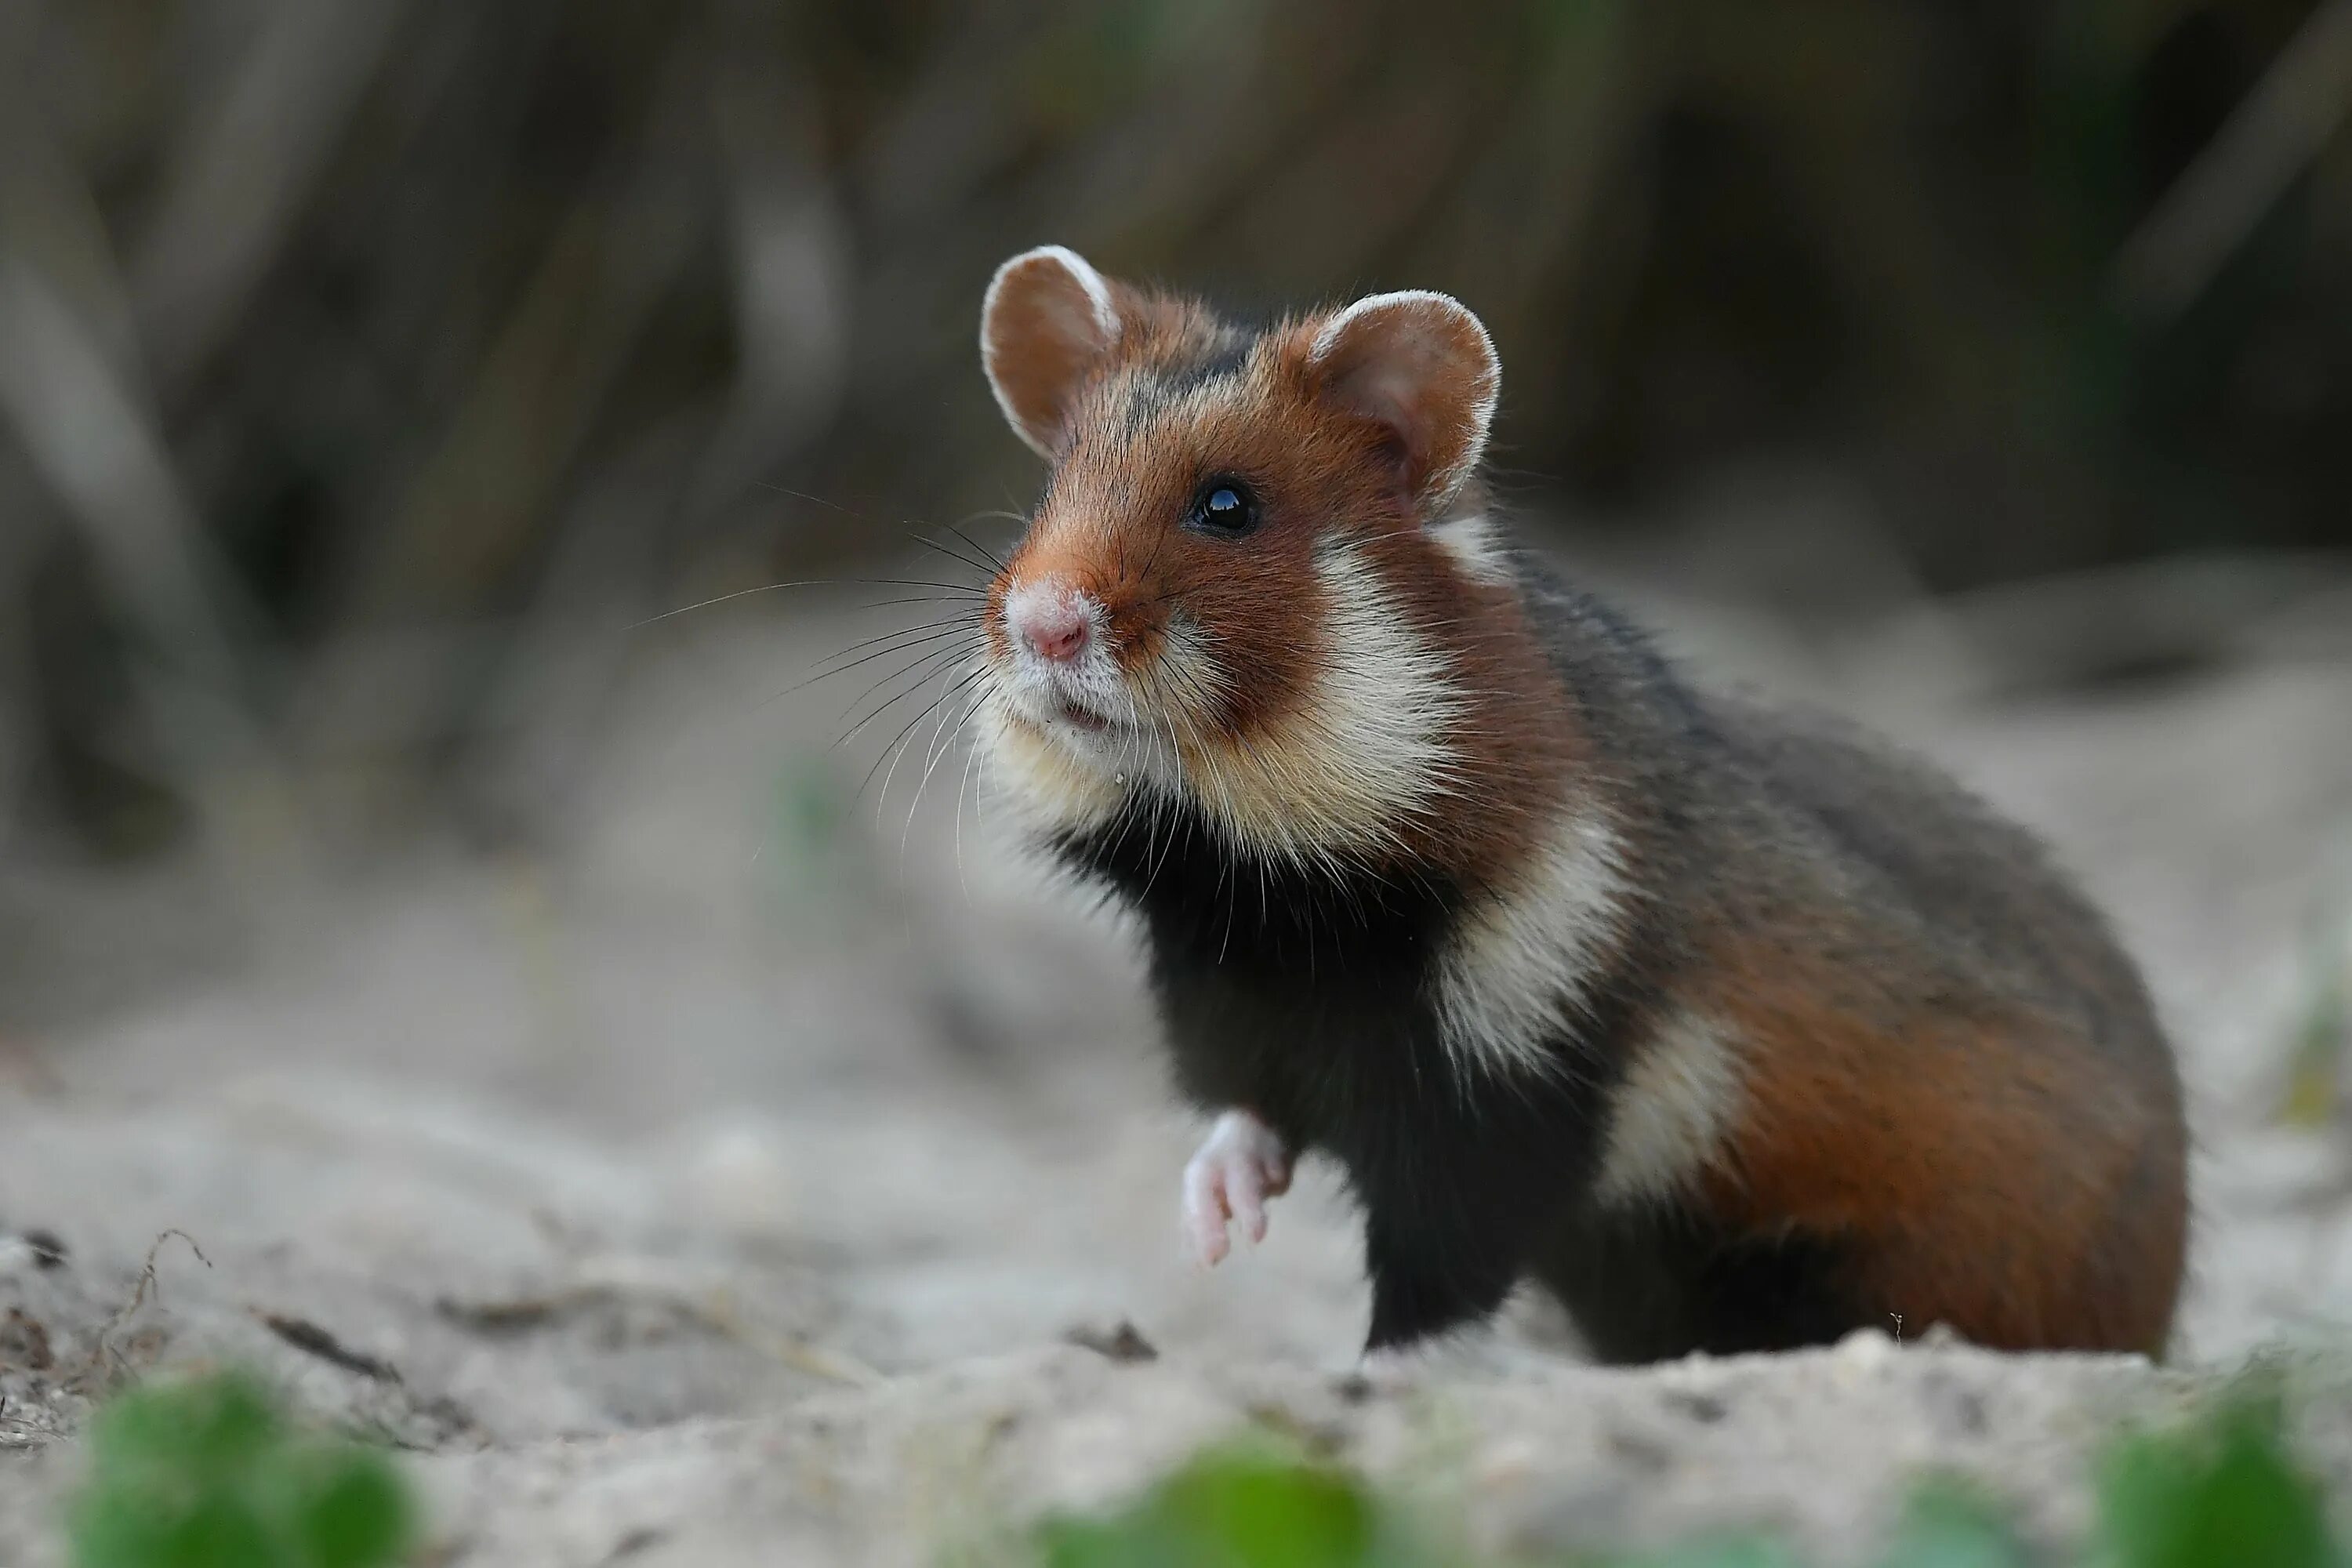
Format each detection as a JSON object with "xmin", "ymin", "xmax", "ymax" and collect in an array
[{"xmin": 1189, "ymin": 478, "xmax": 1260, "ymax": 539}]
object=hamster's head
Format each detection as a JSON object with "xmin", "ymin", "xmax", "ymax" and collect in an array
[{"xmin": 973, "ymin": 245, "xmax": 1511, "ymax": 868}]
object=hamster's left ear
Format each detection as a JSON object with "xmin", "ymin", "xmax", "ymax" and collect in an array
[
  {"xmin": 980, "ymin": 245, "xmax": 1123, "ymax": 459},
  {"xmin": 1305, "ymin": 291, "xmax": 1499, "ymax": 509}
]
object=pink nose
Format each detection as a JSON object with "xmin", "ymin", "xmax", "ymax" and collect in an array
[{"xmin": 1014, "ymin": 597, "xmax": 1091, "ymax": 662}]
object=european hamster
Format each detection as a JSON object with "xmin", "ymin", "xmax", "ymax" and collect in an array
[{"xmin": 966, "ymin": 245, "xmax": 2188, "ymax": 1363}]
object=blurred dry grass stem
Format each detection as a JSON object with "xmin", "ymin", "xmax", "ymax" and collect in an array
[{"xmin": 0, "ymin": 0, "xmax": 2348, "ymax": 863}]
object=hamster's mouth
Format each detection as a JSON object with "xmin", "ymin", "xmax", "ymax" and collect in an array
[{"xmin": 1056, "ymin": 700, "xmax": 1112, "ymax": 734}]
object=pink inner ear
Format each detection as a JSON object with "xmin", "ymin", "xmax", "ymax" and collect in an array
[
  {"xmin": 982, "ymin": 249, "xmax": 1120, "ymax": 457},
  {"xmin": 1308, "ymin": 293, "xmax": 1498, "ymax": 506}
]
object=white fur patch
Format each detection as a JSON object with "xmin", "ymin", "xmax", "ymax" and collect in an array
[
  {"xmin": 1430, "ymin": 513, "xmax": 1514, "ymax": 588},
  {"xmin": 1593, "ymin": 1011, "xmax": 1746, "ymax": 1207},
  {"xmin": 1430, "ymin": 808, "xmax": 1631, "ymax": 1080},
  {"xmin": 1179, "ymin": 541, "xmax": 1464, "ymax": 868},
  {"xmin": 975, "ymin": 698, "xmax": 1123, "ymax": 837}
]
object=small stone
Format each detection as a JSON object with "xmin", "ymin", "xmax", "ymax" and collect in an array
[
  {"xmin": 1061, "ymin": 1319, "xmax": 1158, "ymax": 1363},
  {"xmin": 679, "ymin": 1124, "xmax": 797, "ymax": 1240},
  {"xmin": 1664, "ymin": 1390, "xmax": 1729, "ymax": 1424}
]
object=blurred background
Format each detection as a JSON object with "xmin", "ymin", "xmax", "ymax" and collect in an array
[
  {"xmin": 0, "ymin": 0, "xmax": 2348, "ymax": 1485},
  {"xmin": 7, "ymin": 0, "xmax": 2352, "ymax": 866}
]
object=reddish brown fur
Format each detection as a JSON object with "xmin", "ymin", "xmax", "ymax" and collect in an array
[{"xmin": 1695, "ymin": 938, "xmax": 2187, "ymax": 1352}]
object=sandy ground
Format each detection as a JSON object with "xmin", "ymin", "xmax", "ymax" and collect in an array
[{"xmin": 2, "ymin": 564, "xmax": 2351, "ymax": 1565}]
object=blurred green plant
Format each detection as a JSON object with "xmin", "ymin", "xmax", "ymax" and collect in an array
[
  {"xmin": 1014, "ymin": 1388, "xmax": 2344, "ymax": 1568},
  {"xmin": 2278, "ymin": 895, "xmax": 2352, "ymax": 1131},
  {"xmin": 2094, "ymin": 1390, "xmax": 2336, "ymax": 1568},
  {"xmin": 67, "ymin": 1372, "xmax": 416, "ymax": 1568},
  {"xmin": 1032, "ymin": 1446, "xmax": 1405, "ymax": 1568},
  {"xmin": 777, "ymin": 751, "xmax": 853, "ymax": 865},
  {"xmin": 1868, "ymin": 1483, "xmax": 2029, "ymax": 1568},
  {"xmin": 764, "ymin": 750, "xmax": 894, "ymax": 930}
]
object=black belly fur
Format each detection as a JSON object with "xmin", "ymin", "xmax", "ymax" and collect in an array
[{"xmin": 1048, "ymin": 797, "xmax": 1860, "ymax": 1359}]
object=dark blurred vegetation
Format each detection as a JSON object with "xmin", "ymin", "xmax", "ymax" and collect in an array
[{"xmin": 3, "ymin": 0, "xmax": 2350, "ymax": 861}]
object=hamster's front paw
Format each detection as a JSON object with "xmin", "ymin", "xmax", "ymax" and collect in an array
[{"xmin": 1181, "ymin": 1108, "xmax": 1292, "ymax": 1267}]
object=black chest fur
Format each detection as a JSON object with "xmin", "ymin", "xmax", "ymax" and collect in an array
[{"xmin": 1049, "ymin": 797, "xmax": 1635, "ymax": 1348}]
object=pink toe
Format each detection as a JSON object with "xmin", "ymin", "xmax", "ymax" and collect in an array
[{"xmin": 1192, "ymin": 1216, "xmax": 1229, "ymax": 1266}]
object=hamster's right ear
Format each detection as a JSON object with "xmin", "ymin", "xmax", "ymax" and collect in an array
[
  {"xmin": 1304, "ymin": 290, "xmax": 1498, "ymax": 509},
  {"xmin": 980, "ymin": 245, "xmax": 1123, "ymax": 459}
]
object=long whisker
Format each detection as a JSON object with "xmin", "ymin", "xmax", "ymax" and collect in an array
[
  {"xmin": 905, "ymin": 529, "xmax": 1001, "ymax": 582},
  {"xmin": 748, "ymin": 479, "xmax": 1010, "ymax": 582},
  {"xmin": 762, "ymin": 624, "xmax": 983, "ymax": 713},
  {"xmin": 750, "ymin": 481, "xmax": 866, "ymax": 518},
  {"xmin": 849, "ymin": 673, "xmax": 971, "ymax": 825},
  {"xmin": 953, "ymin": 682, "xmax": 994, "ymax": 902},
  {"xmin": 851, "ymin": 594, "xmax": 993, "ymax": 612},
  {"xmin": 830, "ymin": 640, "xmax": 983, "ymax": 742},
  {"xmin": 627, "ymin": 577, "xmax": 984, "ymax": 630},
  {"xmin": 858, "ymin": 661, "xmax": 988, "ymax": 811},
  {"xmin": 837, "ymin": 648, "xmax": 984, "ymax": 756},
  {"xmin": 875, "ymin": 674, "xmax": 956, "ymax": 834},
  {"xmin": 903, "ymin": 680, "xmax": 989, "ymax": 862},
  {"xmin": 804, "ymin": 615, "xmax": 985, "ymax": 671},
  {"xmin": 941, "ymin": 517, "xmax": 1011, "ymax": 574}
]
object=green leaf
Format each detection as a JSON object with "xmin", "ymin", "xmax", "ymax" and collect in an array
[
  {"xmin": 67, "ymin": 1371, "xmax": 417, "ymax": 1568},
  {"xmin": 1152, "ymin": 1451, "xmax": 1374, "ymax": 1567},
  {"xmin": 2095, "ymin": 1396, "xmax": 2333, "ymax": 1568},
  {"xmin": 85, "ymin": 1373, "xmax": 285, "ymax": 1483},
  {"xmin": 1877, "ymin": 1483, "xmax": 2029, "ymax": 1568},
  {"xmin": 158, "ymin": 1497, "xmax": 285, "ymax": 1568},
  {"xmin": 293, "ymin": 1454, "xmax": 417, "ymax": 1568},
  {"xmin": 1032, "ymin": 1447, "xmax": 1384, "ymax": 1568}
]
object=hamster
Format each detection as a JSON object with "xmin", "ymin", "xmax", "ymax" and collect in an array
[{"xmin": 965, "ymin": 244, "xmax": 2188, "ymax": 1363}]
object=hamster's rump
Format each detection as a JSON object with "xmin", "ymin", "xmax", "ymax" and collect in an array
[{"xmin": 1618, "ymin": 691, "xmax": 2188, "ymax": 1356}]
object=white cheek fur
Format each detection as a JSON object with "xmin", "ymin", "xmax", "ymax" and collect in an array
[
  {"xmin": 974, "ymin": 695, "xmax": 1123, "ymax": 836},
  {"xmin": 1179, "ymin": 541, "xmax": 1465, "ymax": 869}
]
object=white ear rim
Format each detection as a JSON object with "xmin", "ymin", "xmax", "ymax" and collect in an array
[
  {"xmin": 1308, "ymin": 289, "xmax": 1500, "ymax": 503},
  {"xmin": 980, "ymin": 245, "xmax": 1123, "ymax": 459}
]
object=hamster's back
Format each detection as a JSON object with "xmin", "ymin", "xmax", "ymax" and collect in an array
[{"xmin": 1704, "ymin": 692, "xmax": 2174, "ymax": 1070}]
